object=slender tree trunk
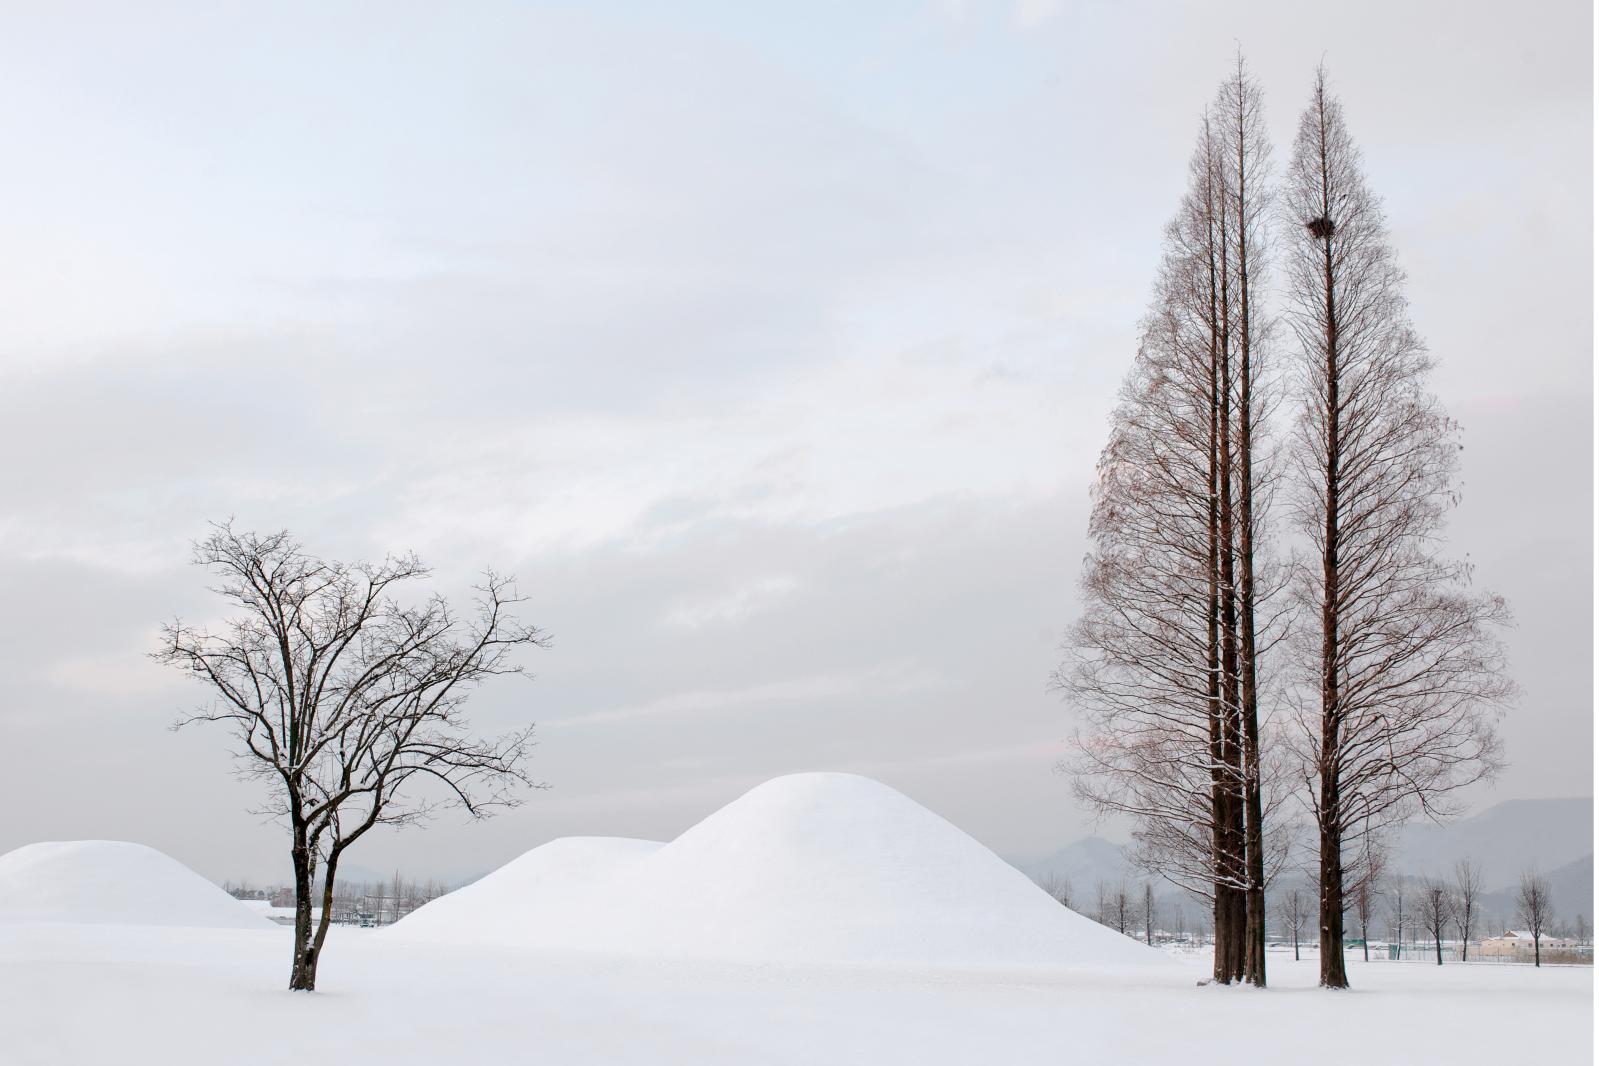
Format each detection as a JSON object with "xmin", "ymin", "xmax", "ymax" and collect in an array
[
  {"xmin": 1234, "ymin": 95, "xmax": 1267, "ymax": 992},
  {"xmin": 1214, "ymin": 167, "xmax": 1248, "ymax": 987},
  {"xmin": 1204, "ymin": 176, "xmax": 1233, "ymax": 987},
  {"xmin": 310, "ymin": 850, "xmax": 343, "ymax": 977}
]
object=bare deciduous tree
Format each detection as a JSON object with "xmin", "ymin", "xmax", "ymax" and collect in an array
[
  {"xmin": 1419, "ymin": 878, "xmax": 1454, "ymax": 965},
  {"xmin": 155, "ymin": 524, "xmax": 549, "ymax": 991},
  {"xmin": 1276, "ymin": 886, "xmax": 1308, "ymax": 961},
  {"xmin": 1386, "ymin": 877, "xmax": 1408, "ymax": 954},
  {"xmin": 1111, "ymin": 881, "xmax": 1132, "ymax": 936},
  {"xmin": 1143, "ymin": 882, "xmax": 1156, "ymax": 945},
  {"xmin": 1515, "ymin": 870, "xmax": 1552, "ymax": 967},
  {"xmin": 1038, "ymin": 872, "xmax": 1074, "ymax": 911},
  {"xmin": 1348, "ymin": 839, "xmax": 1385, "ymax": 962},
  {"xmin": 1453, "ymin": 859, "xmax": 1483, "ymax": 962},
  {"xmin": 1281, "ymin": 66, "xmax": 1513, "ymax": 991}
]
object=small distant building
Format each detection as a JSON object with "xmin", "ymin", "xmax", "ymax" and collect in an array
[{"xmin": 1478, "ymin": 930, "xmax": 1578, "ymax": 958}]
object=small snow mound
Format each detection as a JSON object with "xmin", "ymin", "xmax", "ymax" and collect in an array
[
  {"xmin": 0, "ymin": 841, "xmax": 272, "ymax": 929},
  {"xmin": 397, "ymin": 772, "xmax": 1165, "ymax": 969},
  {"xmin": 393, "ymin": 836, "xmax": 663, "ymax": 944}
]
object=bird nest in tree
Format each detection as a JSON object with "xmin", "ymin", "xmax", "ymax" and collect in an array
[{"xmin": 1306, "ymin": 216, "xmax": 1335, "ymax": 238}]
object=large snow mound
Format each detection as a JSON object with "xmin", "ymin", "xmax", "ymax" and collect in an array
[
  {"xmin": 395, "ymin": 836, "xmax": 664, "ymax": 944},
  {"xmin": 394, "ymin": 773, "xmax": 1165, "ymax": 968},
  {"xmin": 0, "ymin": 841, "xmax": 272, "ymax": 929}
]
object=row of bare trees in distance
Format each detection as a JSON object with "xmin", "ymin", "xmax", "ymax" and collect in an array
[
  {"xmin": 1044, "ymin": 862, "xmax": 1580, "ymax": 970},
  {"xmin": 1058, "ymin": 56, "xmax": 1515, "ymax": 991},
  {"xmin": 225, "ymin": 872, "xmax": 454, "ymax": 926}
]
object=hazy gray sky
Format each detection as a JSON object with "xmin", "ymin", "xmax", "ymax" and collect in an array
[{"xmin": 0, "ymin": 0, "xmax": 1590, "ymax": 884}]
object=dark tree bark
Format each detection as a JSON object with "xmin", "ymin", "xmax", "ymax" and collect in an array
[
  {"xmin": 156, "ymin": 524, "xmax": 549, "ymax": 991},
  {"xmin": 1143, "ymin": 883, "xmax": 1156, "ymax": 945}
]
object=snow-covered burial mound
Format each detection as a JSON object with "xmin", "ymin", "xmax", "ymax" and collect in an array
[
  {"xmin": 395, "ymin": 836, "xmax": 665, "ymax": 943},
  {"xmin": 395, "ymin": 773, "xmax": 1164, "ymax": 968},
  {"xmin": 0, "ymin": 840, "xmax": 272, "ymax": 929}
]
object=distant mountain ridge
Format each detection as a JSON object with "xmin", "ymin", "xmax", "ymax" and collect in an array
[
  {"xmin": 1391, "ymin": 797, "xmax": 1592, "ymax": 889},
  {"xmin": 1013, "ymin": 837, "xmax": 1132, "ymax": 891}
]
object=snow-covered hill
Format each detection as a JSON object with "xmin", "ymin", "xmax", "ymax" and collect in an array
[
  {"xmin": 0, "ymin": 841, "xmax": 272, "ymax": 929},
  {"xmin": 395, "ymin": 772, "xmax": 1164, "ymax": 968}
]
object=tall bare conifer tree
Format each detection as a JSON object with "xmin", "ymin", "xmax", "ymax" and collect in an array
[
  {"xmin": 1063, "ymin": 58, "xmax": 1278, "ymax": 986},
  {"xmin": 1281, "ymin": 68, "xmax": 1513, "ymax": 990},
  {"xmin": 1213, "ymin": 56, "xmax": 1275, "ymax": 988}
]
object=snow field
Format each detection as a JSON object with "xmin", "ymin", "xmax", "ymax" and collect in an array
[
  {"xmin": 1, "ymin": 923, "xmax": 1589, "ymax": 1066},
  {"xmin": 0, "ymin": 779, "xmax": 1589, "ymax": 1064}
]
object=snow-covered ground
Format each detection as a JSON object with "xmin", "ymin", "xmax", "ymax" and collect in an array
[
  {"xmin": 2, "ymin": 924, "xmax": 1590, "ymax": 1065},
  {"xmin": 1, "ymin": 776, "xmax": 1590, "ymax": 1064}
]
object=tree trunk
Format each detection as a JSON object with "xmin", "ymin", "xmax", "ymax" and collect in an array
[
  {"xmin": 1204, "ymin": 155, "xmax": 1236, "ymax": 989},
  {"xmin": 310, "ymin": 849, "xmax": 343, "ymax": 979},
  {"xmin": 288, "ymin": 824, "xmax": 319, "ymax": 992},
  {"xmin": 1232, "ymin": 91, "xmax": 1267, "ymax": 991},
  {"xmin": 1318, "ymin": 800, "xmax": 1348, "ymax": 988},
  {"xmin": 1214, "ymin": 181, "xmax": 1247, "ymax": 988}
]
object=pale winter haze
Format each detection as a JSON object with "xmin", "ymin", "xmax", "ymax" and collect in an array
[{"xmin": 0, "ymin": 0, "xmax": 1590, "ymax": 886}]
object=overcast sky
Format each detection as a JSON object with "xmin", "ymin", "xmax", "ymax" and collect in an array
[{"xmin": 0, "ymin": 0, "xmax": 1590, "ymax": 885}]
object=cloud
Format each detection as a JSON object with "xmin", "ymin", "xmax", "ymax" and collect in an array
[
  {"xmin": 1012, "ymin": 0, "xmax": 1063, "ymax": 28},
  {"xmin": 663, "ymin": 575, "xmax": 803, "ymax": 630},
  {"xmin": 550, "ymin": 661, "xmax": 932, "ymax": 728}
]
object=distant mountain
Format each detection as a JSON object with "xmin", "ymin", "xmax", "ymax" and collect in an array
[
  {"xmin": 1544, "ymin": 853, "xmax": 1594, "ymax": 921},
  {"xmin": 1471, "ymin": 854, "xmax": 1594, "ymax": 930},
  {"xmin": 1391, "ymin": 797, "xmax": 1592, "ymax": 888},
  {"xmin": 1012, "ymin": 837, "xmax": 1133, "ymax": 892}
]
